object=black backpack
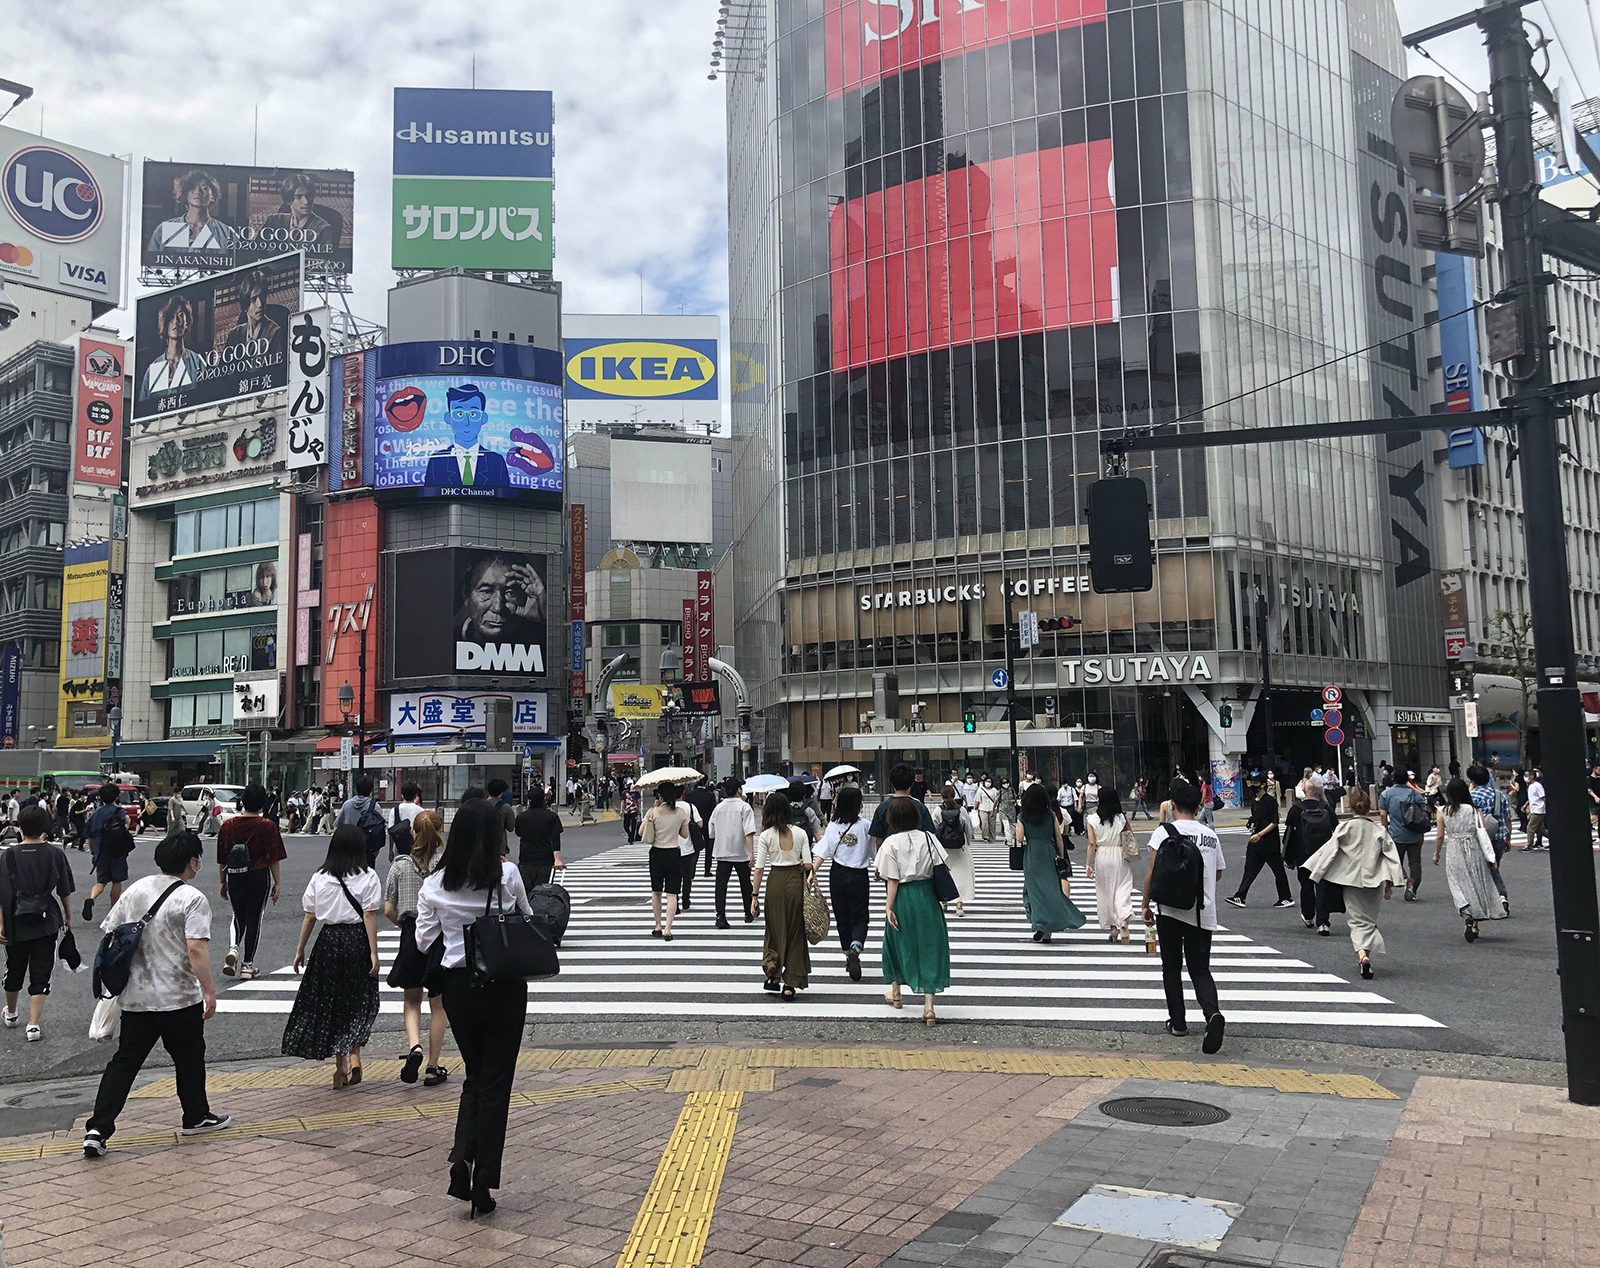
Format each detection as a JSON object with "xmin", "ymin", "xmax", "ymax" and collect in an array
[
  {"xmin": 99, "ymin": 810, "xmax": 136, "ymax": 859},
  {"xmin": 527, "ymin": 881, "xmax": 571, "ymax": 946},
  {"xmin": 1146, "ymin": 823, "xmax": 1204, "ymax": 912},
  {"xmin": 936, "ymin": 807, "xmax": 967, "ymax": 851},
  {"xmin": 356, "ymin": 804, "xmax": 387, "ymax": 864},
  {"xmin": 1297, "ymin": 800, "xmax": 1336, "ymax": 853},
  {"xmin": 388, "ymin": 809, "xmax": 415, "ymax": 857},
  {"xmin": 1399, "ymin": 791, "xmax": 1432, "ymax": 834}
]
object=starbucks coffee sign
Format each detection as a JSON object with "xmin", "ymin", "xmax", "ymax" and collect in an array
[
  {"xmin": 1059, "ymin": 652, "xmax": 1219, "ymax": 686},
  {"xmin": 859, "ymin": 570, "xmax": 1091, "ymax": 610}
]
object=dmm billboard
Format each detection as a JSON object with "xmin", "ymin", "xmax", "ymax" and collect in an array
[{"xmin": 391, "ymin": 548, "xmax": 549, "ymax": 681}]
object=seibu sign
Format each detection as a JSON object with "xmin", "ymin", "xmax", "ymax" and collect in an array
[{"xmin": 860, "ymin": 573, "xmax": 1090, "ymax": 610}]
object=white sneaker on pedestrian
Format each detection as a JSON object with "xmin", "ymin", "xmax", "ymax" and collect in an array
[
  {"xmin": 82, "ymin": 1131, "xmax": 106, "ymax": 1158},
  {"xmin": 222, "ymin": 946, "xmax": 239, "ymax": 977},
  {"xmin": 180, "ymin": 1113, "xmax": 232, "ymax": 1136},
  {"xmin": 24, "ymin": 1024, "xmax": 41, "ymax": 1042},
  {"xmin": 2, "ymin": 1008, "xmax": 17, "ymax": 1028}
]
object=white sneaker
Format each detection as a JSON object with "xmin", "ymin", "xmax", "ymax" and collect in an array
[
  {"xmin": 82, "ymin": 1131, "xmax": 106, "ymax": 1158},
  {"xmin": 2, "ymin": 1008, "xmax": 17, "ymax": 1028},
  {"xmin": 222, "ymin": 946, "xmax": 239, "ymax": 977},
  {"xmin": 25, "ymin": 1024, "xmax": 41, "ymax": 1042}
]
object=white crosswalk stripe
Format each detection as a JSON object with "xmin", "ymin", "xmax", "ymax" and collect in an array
[{"xmin": 218, "ymin": 840, "xmax": 1444, "ymax": 1031}]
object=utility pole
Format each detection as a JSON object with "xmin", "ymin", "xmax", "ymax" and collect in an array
[
  {"xmin": 1254, "ymin": 593, "xmax": 1277, "ymax": 791},
  {"xmin": 1003, "ymin": 581, "xmax": 1020, "ymax": 794},
  {"xmin": 1481, "ymin": 0, "xmax": 1600, "ymax": 1104},
  {"xmin": 356, "ymin": 623, "xmax": 367, "ymax": 775}
]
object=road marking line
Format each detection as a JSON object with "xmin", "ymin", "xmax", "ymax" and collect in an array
[{"xmin": 616, "ymin": 1090, "xmax": 744, "ymax": 1268}]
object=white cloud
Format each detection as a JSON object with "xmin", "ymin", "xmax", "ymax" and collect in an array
[{"xmin": 9, "ymin": 0, "xmax": 729, "ymax": 330}]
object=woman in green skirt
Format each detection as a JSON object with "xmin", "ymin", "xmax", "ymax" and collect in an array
[
  {"xmin": 875, "ymin": 797, "xmax": 952, "ymax": 1025},
  {"xmin": 1015, "ymin": 784, "xmax": 1086, "ymax": 942}
]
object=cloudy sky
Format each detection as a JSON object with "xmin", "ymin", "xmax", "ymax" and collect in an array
[
  {"xmin": 7, "ymin": 0, "xmax": 728, "ymax": 333},
  {"xmin": 8, "ymin": 0, "xmax": 1600, "ymax": 341}
]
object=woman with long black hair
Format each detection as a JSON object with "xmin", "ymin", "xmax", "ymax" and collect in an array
[
  {"xmin": 813, "ymin": 784, "xmax": 875, "ymax": 981},
  {"xmin": 415, "ymin": 797, "xmax": 534, "ymax": 1217},
  {"xmin": 282, "ymin": 825, "xmax": 381, "ymax": 1087},
  {"xmin": 1433, "ymin": 776, "xmax": 1508, "ymax": 942},
  {"xmin": 1015, "ymin": 783, "xmax": 1085, "ymax": 943},
  {"xmin": 641, "ymin": 784, "xmax": 690, "ymax": 940},
  {"xmin": 751, "ymin": 791, "xmax": 813, "ymax": 999}
]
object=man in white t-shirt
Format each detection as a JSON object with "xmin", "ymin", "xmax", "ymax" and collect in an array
[
  {"xmin": 710, "ymin": 778, "xmax": 759, "ymax": 928},
  {"xmin": 1141, "ymin": 778, "xmax": 1226, "ymax": 1054},
  {"xmin": 1524, "ymin": 772, "xmax": 1547, "ymax": 849},
  {"xmin": 83, "ymin": 832, "xmax": 229, "ymax": 1155}
]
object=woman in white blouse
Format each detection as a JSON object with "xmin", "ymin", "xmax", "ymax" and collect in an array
[
  {"xmin": 751, "ymin": 791, "xmax": 814, "ymax": 1000},
  {"xmin": 875, "ymin": 797, "xmax": 952, "ymax": 1025},
  {"xmin": 414, "ymin": 798, "xmax": 534, "ymax": 1218},
  {"xmin": 1085, "ymin": 787, "xmax": 1135, "ymax": 942},
  {"xmin": 281, "ymin": 825, "xmax": 382, "ymax": 1088},
  {"xmin": 813, "ymin": 785, "xmax": 875, "ymax": 981}
]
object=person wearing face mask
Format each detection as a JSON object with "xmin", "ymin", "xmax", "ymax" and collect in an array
[{"xmin": 975, "ymin": 775, "xmax": 1001, "ymax": 841}]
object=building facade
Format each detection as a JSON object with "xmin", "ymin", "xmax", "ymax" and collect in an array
[{"xmin": 724, "ymin": 0, "xmax": 1451, "ymax": 800}]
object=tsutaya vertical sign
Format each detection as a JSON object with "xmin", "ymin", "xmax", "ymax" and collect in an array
[
  {"xmin": 569, "ymin": 503, "xmax": 585, "ymax": 700},
  {"xmin": 72, "ymin": 336, "xmax": 125, "ymax": 487},
  {"xmin": 286, "ymin": 307, "xmax": 331, "ymax": 471}
]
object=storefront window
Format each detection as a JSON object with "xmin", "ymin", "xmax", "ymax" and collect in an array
[
  {"xmin": 167, "ymin": 691, "xmax": 231, "ymax": 739},
  {"xmin": 171, "ymin": 497, "xmax": 281, "ymax": 560},
  {"xmin": 168, "ymin": 623, "xmax": 276, "ymax": 679},
  {"xmin": 168, "ymin": 561, "xmax": 278, "ymax": 616}
]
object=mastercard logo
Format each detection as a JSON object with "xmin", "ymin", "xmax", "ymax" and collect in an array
[{"xmin": 0, "ymin": 243, "xmax": 35, "ymax": 266}]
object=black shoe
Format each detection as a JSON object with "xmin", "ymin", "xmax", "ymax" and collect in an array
[
  {"xmin": 424, "ymin": 1065, "xmax": 450, "ymax": 1088},
  {"xmin": 469, "ymin": 1188, "xmax": 497, "ymax": 1218},
  {"xmin": 401, "ymin": 1045, "xmax": 424, "ymax": 1084},
  {"xmin": 82, "ymin": 1131, "xmax": 106, "ymax": 1158},
  {"xmin": 1403, "ymin": 885, "xmax": 1416, "ymax": 902},
  {"xmin": 846, "ymin": 949, "xmax": 862, "ymax": 982},
  {"xmin": 1224, "ymin": 896, "xmax": 1246, "ymax": 908},
  {"xmin": 1031, "ymin": 930, "xmax": 1044, "ymax": 942},
  {"xmin": 1163, "ymin": 1020, "xmax": 1188, "ymax": 1037},
  {"xmin": 1317, "ymin": 925, "xmax": 1330, "ymax": 936},
  {"xmin": 448, "ymin": 1161, "xmax": 472, "ymax": 1202},
  {"xmin": 1202, "ymin": 1012, "xmax": 1226, "ymax": 1055},
  {"xmin": 1272, "ymin": 899, "xmax": 1295, "ymax": 908},
  {"xmin": 763, "ymin": 977, "xmax": 780, "ymax": 992},
  {"xmin": 1360, "ymin": 959, "xmax": 1374, "ymax": 980},
  {"xmin": 82, "ymin": 897, "xmax": 94, "ymax": 922},
  {"xmin": 180, "ymin": 1113, "xmax": 232, "ymax": 1136},
  {"xmin": 716, "ymin": 919, "xmax": 731, "ymax": 929}
]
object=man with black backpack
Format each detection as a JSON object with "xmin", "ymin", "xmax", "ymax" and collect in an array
[
  {"xmin": 334, "ymin": 774, "xmax": 388, "ymax": 868},
  {"xmin": 1282, "ymin": 782, "xmax": 1339, "ymax": 933},
  {"xmin": 82, "ymin": 784, "xmax": 135, "ymax": 923},
  {"xmin": 1139, "ymin": 779, "xmax": 1226, "ymax": 1053},
  {"xmin": 1378, "ymin": 771, "xmax": 1430, "ymax": 901}
]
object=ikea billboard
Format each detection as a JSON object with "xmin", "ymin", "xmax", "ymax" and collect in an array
[{"xmin": 562, "ymin": 313, "xmax": 721, "ymax": 428}]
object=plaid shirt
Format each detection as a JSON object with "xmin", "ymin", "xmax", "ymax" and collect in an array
[{"xmin": 383, "ymin": 854, "xmax": 431, "ymax": 918}]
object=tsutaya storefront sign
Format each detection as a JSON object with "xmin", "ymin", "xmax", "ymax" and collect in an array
[
  {"xmin": 860, "ymin": 572, "xmax": 1090, "ymax": 610},
  {"xmin": 1059, "ymin": 652, "xmax": 1220, "ymax": 687}
]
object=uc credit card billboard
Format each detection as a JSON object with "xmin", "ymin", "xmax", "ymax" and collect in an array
[
  {"xmin": 392, "ymin": 87, "xmax": 554, "ymax": 271},
  {"xmin": 0, "ymin": 126, "xmax": 127, "ymax": 303},
  {"xmin": 357, "ymin": 340, "xmax": 564, "ymax": 501},
  {"xmin": 563, "ymin": 313, "xmax": 721, "ymax": 428}
]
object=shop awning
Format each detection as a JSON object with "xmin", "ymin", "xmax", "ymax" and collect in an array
[{"xmin": 114, "ymin": 738, "xmax": 243, "ymax": 762}]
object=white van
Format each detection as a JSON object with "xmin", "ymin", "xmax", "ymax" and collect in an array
[{"xmin": 178, "ymin": 784, "xmax": 247, "ymax": 833}]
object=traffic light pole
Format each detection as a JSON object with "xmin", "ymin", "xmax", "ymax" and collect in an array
[
  {"xmin": 1480, "ymin": 0, "xmax": 1600, "ymax": 1105},
  {"xmin": 1256, "ymin": 594, "xmax": 1278, "ymax": 792},
  {"xmin": 1003, "ymin": 582, "xmax": 1021, "ymax": 794}
]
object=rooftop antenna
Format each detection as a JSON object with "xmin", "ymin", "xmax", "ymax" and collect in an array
[
  {"xmin": 253, "ymin": 104, "xmax": 259, "ymax": 164},
  {"xmin": 472, "ymin": 56, "xmax": 476, "ymax": 89}
]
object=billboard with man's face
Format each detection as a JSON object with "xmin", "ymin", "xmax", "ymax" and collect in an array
[
  {"xmin": 140, "ymin": 162, "xmax": 354, "ymax": 275},
  {"xmin": 132, "ymin": 253, "xmax": 302, "ymax": 421},
  {"xmin": 392, "ymin": 548, "xmax": 548, "ymax": 680}
]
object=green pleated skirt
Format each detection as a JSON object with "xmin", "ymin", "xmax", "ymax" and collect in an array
[{"xmin": 881, "ymin": 877, "xmax": 951, "ymax": 995}]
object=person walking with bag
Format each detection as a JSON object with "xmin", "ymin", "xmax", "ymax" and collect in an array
[
  {"xmin": 513, "ymin": 786, "xmax": 563, "ymax": 892},
  {"xmin": 82, "ymin": 831, "xmax": 229, "ymax": 1156},
  {"xmin": 414, "ymin": 797, "xmax": 537, "ymax": 1218},
  {"xmin": 385, "ymin": 810, "xmax": 450, "ymax": 1087},
  {"xmin": 933, "ymin": 784, "xmax": 975, "ymax": 915},
  {"xmin": 710, "ymin": 779, "xmax": 758, "ymax": 929},
  {"xmin": 215, "ymin": 784, "xmax": 286, "ymax": 983},
  {"xmin": 0, "ymin": 804, "xmax": 74, "ymax": 1041},
  {"xmin": 1085, "ymin": 787, "xmax": 1135, "ymax": 943},
  {"xmin": 1282, "ymin": 782, "xmax": 1339, "ymax": 933},
  {"xmin": 814, "ymin": 784, "xmax": 875, "ymax": 981},
  {"xmin": 875, "ymin": 797, "xmax": 951, "ymax": 1024},
  {"xmin": 642, "ymin": 785, "xmax": 690, "ymax": 940},
  {"xmin": 1227, "ymin": 780, "xmax": 1293, "ymax": 908},
  {"xmin": 1141, "ymin": 779, "xmax": 1227, "ymax": 1052},
  {"xmin": 1304, "ymin": 788, "xmax": 1404, "ymax": 979},
  {"xmin": 1435, "ymin": 777, "xmax": 1508, "ymax": 942},
  {"xmin": 1379, "ymin": 772, "xmax": 1430, "ymax": 899},
  {"xmin": 1015, "ymin": 784, "xmax": 1085, "ymax": 943},
  {"xmin": 751, "ymin": 791, "xmax": 813, "ymax": 999},
  {"xmin": 1468, "ymin": 764, "xmax": 1512, "ymax": 911},
  {"xmin": 621, "ymin": 784, "xmax": 641, "ymax": 844},
  {"xmin": 281, "ymin": 825, "xmax": 381, "ymax": 1087},
  {"xmin": 82, "ymin": 783, "xmax": 132, "ymax": 923}
]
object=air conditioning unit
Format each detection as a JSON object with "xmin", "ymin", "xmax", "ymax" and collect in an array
[{"xmin": 1064, "ymin": 729, "xmax": 1089, "ymax": 747}]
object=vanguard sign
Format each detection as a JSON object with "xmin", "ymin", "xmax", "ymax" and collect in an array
[{"xmin": 1058, "ymin": 653, "xmax": 1219, "ymax": 687}]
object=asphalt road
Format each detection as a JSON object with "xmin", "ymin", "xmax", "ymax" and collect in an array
[{"xmin": 0, "ymin": 819, "xmax": 1580, "ymax": 1087}]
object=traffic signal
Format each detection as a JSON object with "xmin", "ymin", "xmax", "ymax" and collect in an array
[
  {"xmin": 1037, "ymin": 616, "xmax": 1081, "ymax": 632},
  {"xmin": 1087, "ymin": 476, "xmax": 1154, "ymax": 592},
  {"xmin": 962, "ymin": 709, "xmax": 977, "ymax": 733},
  {"xmin": 1220, "ymin": 702, "xmax": 1233, "ymax": 728}
]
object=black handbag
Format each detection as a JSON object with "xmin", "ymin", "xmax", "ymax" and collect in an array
[
  {"xmin": 1008, "ymin": 844, "xmax": 1025, "ymax": 871},
  {"xmin": 464, "ymin": 879, "xmax": 560, "ymax": 984},
  {"xmin": 923, "ymin": 832, "xmax": 961, "ymax": 905}
]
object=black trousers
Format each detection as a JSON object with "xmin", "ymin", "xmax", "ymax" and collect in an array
[
  {"xmin": 227, "ymin": 868, "xmax": 270, "ymax": 963},
  {"xmin": 519, "ymin": 859, "xmax": 554, "ymax": 892},
  {"xmin": 86, "ymin": 1003, "xmax": 211, "ymax": 1140},
  {"xmin": 1396, "ymin": 841, "xmax": 1424, "ymax": 891},
  {"xmin": 4, "ymin": 935, "xmax": 55, "ymax": 995},
  {"xmin": 623, "ymin": 812, "xmax": 640, "ymax": 843},
  {"xmin": 715, "ymin": 860, "xmax": 753, "ymax": 923},
  {"xmin": 440, "ymin": 970, "xmax": 527, "ymax": 1191},
  {"xmin": 1234, "ymin": 836, "xmax": 1291, "ymax": 903},
  {"xmin": 1294, "ymin": 867, "xmax": 1342, "ymax": 926},
  {"xmin": 829, "ymin": 863, "xmax": 871, "ymax": 951},
  {"xmin": 1155, "ymin": 914, "xmax": 1218, "ymax": 1030},
  {"xmin": 678, "ymin": 853, "xmax": 696, "ymax": 907}
]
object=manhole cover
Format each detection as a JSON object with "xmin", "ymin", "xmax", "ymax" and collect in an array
[{"xmin": 1098, "ymin": 1097, "xmax": 1231, "ymax": 1128}]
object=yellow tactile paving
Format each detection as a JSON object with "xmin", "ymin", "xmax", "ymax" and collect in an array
[
  {"xmin": 0, "ymin": 1074, "xmax": 671, "ymax": 1164},
  {"xmin": 123, "ymin": 1043, "xmax": 1396, "ymax": 1105},
  {"xmin": 615, "ymin": 1090, "xmax": 744, "ymax": 1268}
]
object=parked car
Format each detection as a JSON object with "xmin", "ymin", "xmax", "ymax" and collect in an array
[
  {"xmin": 80, "ymin": 778, "xmax": 154, "ymax": 833},
  {"xmin": 178, "ymin": 784, "xmax": 247, "ymax": 833}
]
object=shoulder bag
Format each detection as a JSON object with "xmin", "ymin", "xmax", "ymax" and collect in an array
[
  {"xmin": 465, "ymin": 874, "xmax": 560, "ymax": 984},
  {"xmin": 640, "ymin": 809, "xmax": 658, "ymax": 846},
  {"xmin": 92, "ymin": 880, "xmax": 185, "ymax": 999},
  {"xmin": 922, "ymin": 832, "xmax": 961, "ymax": 905},
  {"xmin": 4, "ymin": 848, "xmax": 56, "ymax": 941},
  {"xmin": 802, "ymin": 870, "xmax": 831, "ymax": 945},
  {"xmin": 1118, "ymin": 819, "xmax": 1141, "ymax": 862}
]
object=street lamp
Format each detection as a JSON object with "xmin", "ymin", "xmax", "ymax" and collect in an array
[{"xmin": 108, "ymin": 705, "xmax": 122, "ymax": 774}]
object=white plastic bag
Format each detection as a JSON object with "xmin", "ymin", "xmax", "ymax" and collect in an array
[{"xmin": 89, "ymin": 995, "xmax": 120, "ymax": 1043}]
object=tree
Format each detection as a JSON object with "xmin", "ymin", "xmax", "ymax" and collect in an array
[{"xmin": 1487, "ymin": 608, "xmax": 1537, "ymax": 765}]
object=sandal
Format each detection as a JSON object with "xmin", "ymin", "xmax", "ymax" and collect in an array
[
  {"xmin": 781, "ymin": 986, "xmax": 796, "ymax": 1001},
  {"xmin": 1359, "ymin": 957, "xmax": 1374, "ymax": 980},
  {"xmin": 884, "ymin": 992, "xmax": 903, "ymax": 1009},
  {"xmin": 347, "ymin": 1064, "xmax": 362, "ymax": 1087},
  {"xmin": 1163, "ymin": 1020, "xmax": 1189, "ymax": 1037},
  {"xmin": 401, "ymin": 1045, "xmax": 424, "ymax": 1084},
  {"xmin": 424, "ymin": 1065, "xmax": 450, "ymax": 1087},
  {"xmin": 923, "ymin": 1005, "xmax": 936, "ymax": 1027}
]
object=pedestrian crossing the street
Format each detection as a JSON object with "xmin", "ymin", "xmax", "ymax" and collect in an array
[{"xmin": 217, "ymin": 839, "xmax": 1444, "ymax": 1032}]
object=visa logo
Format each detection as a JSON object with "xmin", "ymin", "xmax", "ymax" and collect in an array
[
  {"xmin": 565, "ymin": 341, "xmax": 715, "ymax": 399},
  {"xmin": 60, "ymin": 258, "xmax": 108, "ymax": 292}
]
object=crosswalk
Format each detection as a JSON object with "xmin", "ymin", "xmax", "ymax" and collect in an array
[{"xmin": 217, "ymin": 840, "xmax": 1443, "ymax": 1031}]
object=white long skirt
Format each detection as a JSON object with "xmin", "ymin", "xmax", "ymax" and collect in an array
[
  {"xmin": 1092, "ymin": 846, "xmax": 1135, "ymax": 929},
  {"xmin": 945, "ymin": 846, "xmax": 976, "ymax": 905}
]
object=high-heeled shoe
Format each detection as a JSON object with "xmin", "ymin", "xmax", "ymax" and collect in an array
[
  {"xmin": 469, "ymin": 1188, "xmax": 497, "ymax": 1218},
  {"xmin": 447, "ymin": 1161, "xmax": 472, "ymax": 1202}
]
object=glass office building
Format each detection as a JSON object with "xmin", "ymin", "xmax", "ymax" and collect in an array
[{"xmin": 725, "ymin": 0, "xmax": 1452, "ymax": 799}]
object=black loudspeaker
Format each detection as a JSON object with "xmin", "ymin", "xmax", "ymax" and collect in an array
[{"xmin": 1087, "ymin": 477, "xmax": 1154, "ymax": 593}]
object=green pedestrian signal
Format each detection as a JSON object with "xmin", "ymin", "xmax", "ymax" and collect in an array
[
  {"xmin": 1220, "ymin": 702, "xmax": 1233, "ymax": 728},
  {"xmin": 962, "ymin": 710, "xmax": 977, "ymax": 734}
]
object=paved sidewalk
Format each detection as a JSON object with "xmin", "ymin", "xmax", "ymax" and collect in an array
[{"xmin": 0, "ymin": 1042, "xmax": 1595, "ymax": 1268}]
